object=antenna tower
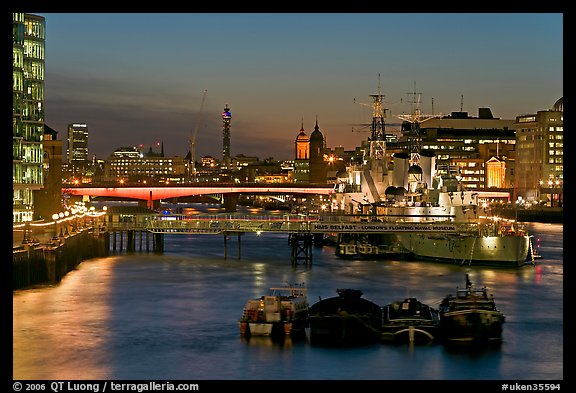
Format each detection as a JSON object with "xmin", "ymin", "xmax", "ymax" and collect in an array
[
  {"xmin": 353, "ymin": 74, "xmax": 388, "ymax": 162},
  {"xmin": 396, "ymin": 82, "xmax": 436, "ymax": 165},
  {"xmin": 222, "ymin": 104, "xmax": 231, "ymax": 170}
]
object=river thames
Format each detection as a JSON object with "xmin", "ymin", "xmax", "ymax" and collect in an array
[{"xmin": 12, "ymin": 207, "xmax": 563, "ymax": 382}]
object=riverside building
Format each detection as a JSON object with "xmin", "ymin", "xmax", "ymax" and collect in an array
[
  {"xmin": 13, "ymin": 13, "xmax": 46, "ymax": 223},
  {"xmin": 514, "ymin": 97, "xmax": 563, "ymax": 206},
  {"xmin": 105, "ymin": 146, "xmax": 187, "ymax": 184}
]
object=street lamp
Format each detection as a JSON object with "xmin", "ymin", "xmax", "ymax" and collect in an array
[
  {"xmin": 59, "ymin": 212, "xmax": 64, "ymax": 237},
  {"xmin": 69, "ymin": 209, "xmax": 77, "ymax": 233},
  {"xmin": 102, "ymin": 206, "xmax": 108, "ymax": 230},
  {"xmin": 52, "ymin": 213, "xmax": 59, "ymax": 240},
  {"xmin": 89, "ymin": 206, "xmax": 95, "ymax": 228},
  {"xmin": 64, "ymin": 211, "xmax": 70, "ymax": 235},
  {"xmin": 21, "ymin": 216, "xmax": 31, "ymax": 244}
]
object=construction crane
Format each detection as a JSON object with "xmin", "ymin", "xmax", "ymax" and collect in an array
[{"xmin": 189, "ymin": 89, "xmax": 208, "ymax": 180}]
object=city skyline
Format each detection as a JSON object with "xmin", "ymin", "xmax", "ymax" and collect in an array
[{"xmin": 42, "ymin": 13, "xmax": 563, "ymax": 161}]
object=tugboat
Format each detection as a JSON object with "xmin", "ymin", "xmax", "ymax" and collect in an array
[
  {"xmin": 381, "ymin": 297, "xmax": 441, "ymax": 344},
  {"xmin": 307, "ymin": 288, "xmax": 382, "ymax": 347},
  {"xmin": 239, "ymin": 283, "xmax": 309, "ymax": 339},
  {"xmin": 438, "ymin": 274, "xmax": 505, "ymax": 345}
]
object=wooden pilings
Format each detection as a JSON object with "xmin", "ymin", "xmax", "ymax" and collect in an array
[
  {"xmin": 223, "ymin": 232, "xmax": 242, "ymax": 260},
  {"xmin": 109, "ymin": 230, "xmax": 163, "ymax": 253},
  {"xmin": 289, "ymin": 232, "xmax": 313, "ymax": 266}
]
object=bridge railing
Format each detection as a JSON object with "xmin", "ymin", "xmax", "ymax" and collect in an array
[
  {"xmin": 102, "ymin": 214, "xmax": 483, "ymax": 235},
  {"xmin": 146, "ymin": 216, "xmax": 312, "ymax": 234}
]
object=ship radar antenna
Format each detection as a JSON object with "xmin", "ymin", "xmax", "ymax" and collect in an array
[
  {"xmin": 351, "ymin": 73, "xmax": 391, "ymax": 162},
  {"xmin": 396, "ymin": 81, "xmax": 437, "ymax": 166}
]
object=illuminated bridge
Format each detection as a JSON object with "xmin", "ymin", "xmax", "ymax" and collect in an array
[{"xmin": 64, "ymin": 183, "xmax": 335, "ymax": 210}]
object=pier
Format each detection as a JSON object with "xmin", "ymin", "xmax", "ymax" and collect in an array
[
  {"xmin": 12, "ymin": 210, "xmax": 487, "ymax": 289},
  {"xmin": 102, "ymin": 212, "xmax": 477, "ymax": 265}
]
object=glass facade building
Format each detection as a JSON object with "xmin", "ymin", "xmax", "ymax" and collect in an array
[
  {"xmin": 13, "ymin": 13, "xmax": 46, "ymax": 223},
  {"xmin": 67, "ymin": 123, "xmax": 89, "ymax": 164},
  {"xmin": 514, "ymin": 98, "xmax": 563, "ymax": 205}
]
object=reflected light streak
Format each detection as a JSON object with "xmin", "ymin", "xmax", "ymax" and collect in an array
[{"xmin": 13, "ymin": 259, "xmax": 116, "ymax": 379}]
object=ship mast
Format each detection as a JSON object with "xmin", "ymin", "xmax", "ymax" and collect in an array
[
  {"xmin": 396, "ymin": 82, "xmax": 436, "ymax": 166},
  {"xmin": 368, "ymin": 73, "xmax": 387, "ymax": 162},
  {"xmin": 353, "ymin": 74, "xmax": 388, "ymax": 163}
]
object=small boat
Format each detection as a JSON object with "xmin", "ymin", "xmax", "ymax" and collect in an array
[
  {"xmin": 438, "ymin": 274, "xmax": 505, "ymax": 345},
  {"xmin": 381, "ymin": 297, "xmax": 441, "ymax": 344},
  {"xmin": 307, "ymin": 288, "xmax": 382, "ymax": 347},
  {"xmin": 239, "ymin": 283, "xmax": 309, "ymax": 339},
  {"xmin": 335, "ymin": 242, "xmax": 358, "ymax": 257}
]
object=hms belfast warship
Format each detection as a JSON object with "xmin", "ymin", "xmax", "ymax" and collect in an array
[{"xmin": 329, "ymin": 77, "xmax": 532, "ymax": 267}]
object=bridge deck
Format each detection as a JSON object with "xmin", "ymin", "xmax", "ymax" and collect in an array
[{"xmin": 105, "ymin": 214, "xmax": 477, "ymax": 235}]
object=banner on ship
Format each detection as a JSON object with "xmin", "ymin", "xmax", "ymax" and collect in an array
[{"xmin": 310, "ymin": 222, "xmax": 460, "ymax": 233}]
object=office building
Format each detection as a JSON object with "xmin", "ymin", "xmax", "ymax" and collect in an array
[
  {"xmin": 67, "ymin": 123, "xmax": 89, "ymax": 162},
  {"xmin": 13, "ymin": 13, "xmax": 45, "ymax": 223},
  {"xmin": 105, "ymin": 146, "xmax": 187, "ymax": 184},
  {"xmin": 514, "ymin": 98, "xmax": 563, "ymax": 206},
  {"xmin": 387, "ymin": 108, "xmax": 517, "ymax": 192}
]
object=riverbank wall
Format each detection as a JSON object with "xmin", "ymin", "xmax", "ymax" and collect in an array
[{"xmin": 13, "ymin": 229, "xmax": 110, "ymax": 291}]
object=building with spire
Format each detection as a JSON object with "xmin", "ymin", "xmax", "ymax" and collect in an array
[
  {"xmin": 309, "ymin": 119, "xmax": 328, "ymax": 184},
  {"xmin": 13, "ymin": 13, "xmax": 46, "ymax": 222},
  {"xmin": 293, "ymin": 121, "xmax": 310, "ymax": 183}
]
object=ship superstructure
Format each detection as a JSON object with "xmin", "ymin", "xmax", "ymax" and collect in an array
[{"xmin": 331, "ymin": 79, "xmax": 532, "ymax": 266}]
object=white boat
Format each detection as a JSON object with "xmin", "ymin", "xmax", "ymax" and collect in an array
[
  {"xmin": 356, "ymin": 242, "xmax": 380, "ymax": 256},
  {"xmin": 332, "ymin": 171, "xmax": 532, "ymax": 267},
  {"xmin": 379, "ymin": 189, "xmax": 531, "ymax": 267},
  {"xmin": 239, "ymin": 283, "xmax": 309, "ymax": 339},
  {"xmin": 330, "ymin": 78, "xmax": 532, "ymax": 267},
  {"xmin": 396, "ymin": 226, "xmax": 530, "ymax": 267},
  {"xmin": 336, "ymin": 242, "xmax": 358, "ymax": 257}
]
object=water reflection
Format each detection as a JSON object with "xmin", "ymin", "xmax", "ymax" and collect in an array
[
  {"xmin": 13, "ymin": 220, "xmax": 562, "ymax": 380},
  {"xmin": 13, "ymin": 259, "xmax": 117, "ymax": 379}
]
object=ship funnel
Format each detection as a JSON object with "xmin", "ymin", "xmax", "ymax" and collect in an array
[
  {"xmin": 419, "ymin": 150, "xmax": 436, "ymax": 189},
  {"xmin": 392, "ymin": 152, "xmax": 410, "ymax": 190}
]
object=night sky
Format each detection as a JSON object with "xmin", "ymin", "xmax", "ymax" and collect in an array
[{"xmin": 40, "ymin": 13, "xmax": 563, "ymax": 161}]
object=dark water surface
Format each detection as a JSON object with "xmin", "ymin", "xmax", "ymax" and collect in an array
[{"xmin": 13, "ymin": 216, "xmax": 563, "ymax": 381}]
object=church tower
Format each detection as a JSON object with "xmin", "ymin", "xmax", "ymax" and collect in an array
[
  {"xmin": 293, "ymin": 120, "xmax": 310, "ymax": 183},
  {"xmin": 309, "ymin": 118, "xmax": 327, "ymax": 184}
]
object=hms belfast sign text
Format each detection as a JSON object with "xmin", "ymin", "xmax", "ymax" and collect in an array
[{"xmin": 310, "ymin": 222, "xmax": 459, "ymax": 233}]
